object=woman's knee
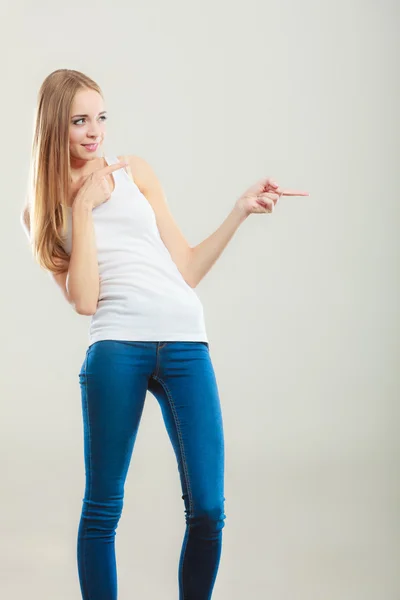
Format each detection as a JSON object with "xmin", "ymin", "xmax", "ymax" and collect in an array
[
  {"xmin": 81, "ymin": 496, "xmax": 124, "ymax": 533},
  {"xmin": 189, "ymin": 503, "xmax": 226, "ymax": 533}
]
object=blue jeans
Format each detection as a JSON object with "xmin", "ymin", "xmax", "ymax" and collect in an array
[{"xmin": 77, "ymin": 340, "xmax": 226, "ymax": 599}]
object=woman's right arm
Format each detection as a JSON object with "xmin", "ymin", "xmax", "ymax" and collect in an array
[
  {"xmin": 62, "ymin": 161, "xmax": 128, "ymax": 314},
  {"xmin": 66, "ymin": 196, "xmax": 100, "ymax": 315},
  {"xmin": 22, "ymin": 162, "xmax": 127, "ymax": 315}
]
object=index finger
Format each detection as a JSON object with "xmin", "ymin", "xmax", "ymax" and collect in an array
[
  {"xmin": 97, "ymin": 161, "xmax": 129, "ymax": 175},
  {"xmin": 278, "ymin": 188, "xmax": 310, "ymax": 197}
]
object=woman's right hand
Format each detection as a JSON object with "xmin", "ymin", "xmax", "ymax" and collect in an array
[{"xmin": 72, "ymin": 161, "xmax": 128, "ymax": 209}]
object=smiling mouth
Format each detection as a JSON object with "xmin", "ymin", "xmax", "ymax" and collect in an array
[{"xmin": 82, "ymin": 143, "xmax": 99, "ymax": 151}]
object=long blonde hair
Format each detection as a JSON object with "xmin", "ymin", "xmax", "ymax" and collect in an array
[{"xmin": 24, "ymin": 69, "xmax": 103, "ymax": 275}]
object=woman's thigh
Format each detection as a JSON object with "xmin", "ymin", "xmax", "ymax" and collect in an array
[
  {"xmin": 78, "ymin": 340, "xmax": 156, "ymax": 497},
  {"xmin": 148, "ymin": 342, "xmax": 225, "ymax": 517}
]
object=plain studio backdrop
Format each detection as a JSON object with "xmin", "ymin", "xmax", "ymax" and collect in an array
[{"xmin": 0, "ymin": 1, "xmax": 398, "ymax": 599}]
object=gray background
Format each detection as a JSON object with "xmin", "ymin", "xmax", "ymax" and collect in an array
[{"xmin": 1, "ymin": 0, "xmax": 399, "ymax": 598}]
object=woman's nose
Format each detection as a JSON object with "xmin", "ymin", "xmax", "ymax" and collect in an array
[{"xmin": 88, "ymin": 124, "xmax": 102, "ymax": 138}]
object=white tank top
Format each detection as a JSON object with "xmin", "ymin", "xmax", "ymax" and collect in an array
[{"xmin": 61, "ymin": 155, "xmax": 208, "ymax": 346}]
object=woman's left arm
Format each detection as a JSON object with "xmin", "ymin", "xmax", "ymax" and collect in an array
[
  {"xmin": 128, "ymin": 155, "xmax": 309, "ymax": 288},
  {"xmin": 187, "ymin": 204, "xmax": 249, "ymax": 288},
  {"xmin": 185, "ymin": 178, "xmax": 309, "ymax": 288}
]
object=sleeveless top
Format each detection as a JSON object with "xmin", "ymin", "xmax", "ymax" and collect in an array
[{"xmin": 60, "ymin": 155, "xmax": 208, "ymax": 347}]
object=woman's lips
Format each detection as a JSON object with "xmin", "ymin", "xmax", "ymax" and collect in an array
[{"xmin": 82, "ymin": 143, "xmax": 98, "ymax": 152}]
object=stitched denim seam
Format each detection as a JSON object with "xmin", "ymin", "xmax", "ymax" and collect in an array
[
  {"xmin": 154, "ymin": 342, "xmax": 167, "ymax": 375},
  {"xmin": 82, "ymin": 347, "xmax": 92, "ymax": 600},
  {"xmin": 151, "ymin": 373, "xmax": 193, "ymax": 595},
  {"xmin": 152, "ymin": 374, "xmax": 193, "ymax": 512}
]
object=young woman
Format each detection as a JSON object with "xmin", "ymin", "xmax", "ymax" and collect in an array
[{"xmin": 21, "ymin": 68, "xmax": 308, "ymax": 600}]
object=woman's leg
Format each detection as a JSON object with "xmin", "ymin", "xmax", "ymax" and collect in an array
[
  {"xmin": 148, "ymin": 341, "xmax": 226, "ymax": 600},
  {"xmin": 77, "ymin": 340, "xmax": 155, "ymax": 600}
]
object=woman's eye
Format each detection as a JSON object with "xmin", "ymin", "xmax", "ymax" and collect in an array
[{"xmin": 73, "ymin": 116, "xmax": 108, "ymax": 126}]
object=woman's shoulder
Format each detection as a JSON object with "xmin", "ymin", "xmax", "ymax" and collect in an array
[{"xmin": 116, "ymin": 154, "xmax": 152, "ymax": 193}]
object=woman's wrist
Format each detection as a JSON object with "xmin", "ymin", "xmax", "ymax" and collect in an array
[{"xmin": 72, "ymin": 193, "xmax": 93, "ymax": 214}]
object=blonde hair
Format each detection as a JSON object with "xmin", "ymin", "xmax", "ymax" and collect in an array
[{"xmin": 23, "ymin": 69, "xmax": 103, "ymax": 275}]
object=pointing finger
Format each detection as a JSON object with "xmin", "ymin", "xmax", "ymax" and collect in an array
[
  {"xmin": 99, "ymin": 161, "xmax": 129, "ymax": 175},
  {"xmin": 278, "ymin": 189, "xmax": 310, "ymax": 197}
]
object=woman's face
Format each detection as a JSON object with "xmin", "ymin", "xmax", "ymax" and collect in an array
[{"xmin": 69, "ymin": 88, "xmax": 107, "ymax": 163}]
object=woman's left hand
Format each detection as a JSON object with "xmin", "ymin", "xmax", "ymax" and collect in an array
[{"xmin": 235, "ymin": 177, "xmax": 310, "ymax": 216}]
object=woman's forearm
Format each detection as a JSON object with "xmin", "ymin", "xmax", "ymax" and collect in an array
[
  {"xmin": 67, "ymin": 198, "xmax": 100, "ymax": 315},
  {"xmin": 187, "ymin": 204, "xmax": 249, "ymax": 288}
]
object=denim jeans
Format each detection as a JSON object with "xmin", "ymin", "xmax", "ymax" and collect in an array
[{"xmin": 77, "ymin": 340, "xmax": 226, "ymax": 599}]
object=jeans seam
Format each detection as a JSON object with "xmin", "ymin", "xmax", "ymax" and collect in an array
[
  {"xmin": 82, "ymin": 347, "xmax": 92, "ymax": 600},
  {"xmin": 151, "ymin": 373, "xmax": 193, "ymax": 595}
]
